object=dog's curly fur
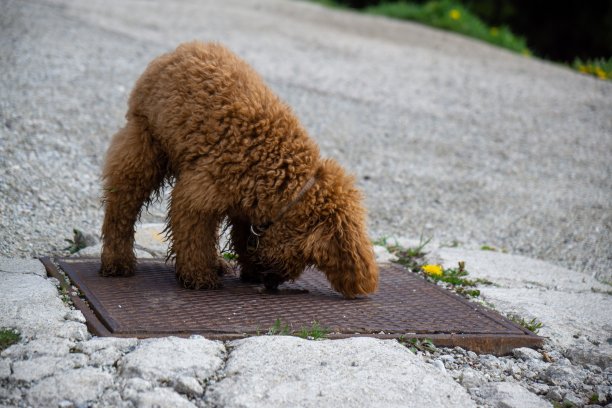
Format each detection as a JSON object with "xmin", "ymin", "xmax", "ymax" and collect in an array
[{"xmin": 100, "ymin": 42, "xmax": 378, "ymax": 298}]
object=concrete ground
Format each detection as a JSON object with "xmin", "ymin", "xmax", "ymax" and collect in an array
[{"xmin": 1, "ymin": 0, "xmax": 611, "ymax": 407}]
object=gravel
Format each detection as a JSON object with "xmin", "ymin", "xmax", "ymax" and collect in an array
[
  {"xmin": 0, "ymin": 0, "xmax": 611, "ymax": 281},
  {"xmin": 420, "ymin": 345, "xmax": 612, "ymax": 407}
]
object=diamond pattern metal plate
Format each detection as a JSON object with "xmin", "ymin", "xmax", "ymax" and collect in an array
[{"xmin": 41, "ymin": 257, "xmax": 542, "ymax": 354}]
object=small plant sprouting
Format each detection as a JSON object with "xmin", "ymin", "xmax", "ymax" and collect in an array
[
  {"xmin": 222, "ymin": 251, "xmax": 237, "ymax": 261},
  {"xmin": 0, "ymin": 328, "xmax": 20, "ymax": 351},
  {"xmin": 296, "ymin": 321, "xmax": 329, "ymax": 340},
  {"xmin": 387, "ymin": 235, "xmax": 432, "ymax": 272},
  {"xmin": 267, "ymin": 318, "xmax": 292, "ymax": 336},
  {"xmin": 64, "ymin": 229, "xmax": 88, "ymax": 254},
  {"xmin": 421, "ymin": 261, "xmax": 492, "ymax": 297},
  {"xmin": 372, "ymin": 236, "xmax": 388, "ymax": 247},
  {"xmin": 508, "ymin": 314, "xmax": 543, "ymax": 334},
  {"xmin": 480, "ymin": 245, "xmax": 497, "ymax": 251},
  {"xmin": 399, "ymin": 336, "xmax": 437, "ymax": 353}
]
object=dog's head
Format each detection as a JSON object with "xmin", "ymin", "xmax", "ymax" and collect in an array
[{"xmin": 256, "ymin": 159, "xmax": 379, "ymax": 299}]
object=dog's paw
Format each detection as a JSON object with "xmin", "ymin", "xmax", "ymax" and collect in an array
[
  {"xmin": 176, "ymin": 272, "xmax": 221, "ymax": 290},
  {"xmin": 262, "ymin": 273, "xmax": 285, "ymax": 291},
  {"xmin": 239, "ymin": 266, "xmax": 264, "ymax": 284},
  {"xmin": 99, "ymin": 259, "xmax": 135, "ymax": 277}
]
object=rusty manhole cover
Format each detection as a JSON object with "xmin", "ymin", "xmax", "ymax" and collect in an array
[{"xmin": 41, "ymin": 257, "xmax": 542, "ymax": 354}]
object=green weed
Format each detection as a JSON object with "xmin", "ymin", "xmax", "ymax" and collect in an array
[
  {"xmin": 399, "ymin": 336, "xmax": 437, "ymax": 353},
  {"xmin": 480, "ymin": 245, "xmax": 497, "ymax": 251},
  {"xmin": 423, "ymin": 261, "xmax": 492, "ymax": 297},
  {"xmin": 267, "ymin": 318, "xmax": 292, "ymax": 336},
  {"xmin": 63, "ymin": 229, "xmax": 88, "ymax": 254},
  {"xmin": 296, "ymin": 321, "xmax": 329, "ymax": 340},
  {"xmin": 574, "ymin": 57, "xmax": 612, "ymax": 80},
  {"xmin": 222, "ymin": 252, "xmax": 237, "ymax": 261},
  {"xmin": 508, "ymin": 314, "xmax": 543, "ymax": 334},
  {"xmin": 0, "ymin": 328, "xmax": 20, "ymax": 351},
  {"xmin": 388, "ymin": 235, "xmax": 431, "ymax": 272},
  {"xmin": 313, "ymin": 0, "xmax": 531, "ymax": 55}
]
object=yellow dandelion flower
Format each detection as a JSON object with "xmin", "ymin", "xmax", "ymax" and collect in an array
[
  {"xmin": 594, "ymin": 67, "xmax": 607, "ymax": 80},
  {"xmin": 578, "ymin": 65, "xmax": 587, "ymax": 73},
  {"xmin": 422, "ymin": 264, "xmax": 444, "ymax": 277},
  {"xmin": 449, "ymin": 9, "xmax": 461, "ymax": 20},
  {"xmin": 490, "ymin": 27, "xmax": 499, "ymax": 36}
]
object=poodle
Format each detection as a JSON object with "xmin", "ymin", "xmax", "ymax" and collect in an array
[{"xmin": 100, "ymin": 41, "xmax": 378, "ymax": 298}]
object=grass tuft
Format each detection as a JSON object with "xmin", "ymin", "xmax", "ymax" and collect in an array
[
  {"xmin": 265, "ymin": 319, "xmax": 330, "ymax": 340},
  {"xmin": 0, "ymin": 328, "xmax": 20, "ymax": 351},
  {"xmin": 399, "ymin": 336, "xmax": 437, "ymax": 353},
  {"xmin": 63, "ymin": 229, "xmax": 88, "ymax": 254},
  {"xmin": 313, "ymin": 0, "xmax": 531, "ymax": 55},
  {"xmin": 267, "ymin": 318, "xmax": 292, "ymax": 336},
  {"xmin": 296, "ymin": 321, "xmax": 329, "ymax": 340},
  {"xmin": 573, "ymin": 57, "xmax": 612, "ymax": 80},
  {"xmin": 508, "ymin": 313, "xmax": 543, "ymax": 334},
  {"xmin": 387, "ymin": 235, "xmax": 431, "ymax": 272}
]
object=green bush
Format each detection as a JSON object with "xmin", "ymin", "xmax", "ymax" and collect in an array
[{"xmin": 364, "ymin": 0, "xmax": 531, "ymax": 55}]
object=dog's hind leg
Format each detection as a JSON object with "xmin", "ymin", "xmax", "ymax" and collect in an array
[
  {"xmin": 168, "ymin": 174, "xmax": 225, "ymax": 289},
  {"xmin": 100, "ymin": 118, "xmax": 167, "ymax": 276}
]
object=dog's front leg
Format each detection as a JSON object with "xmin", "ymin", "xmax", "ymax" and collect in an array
[{"xmin": 168, "ymin": 177, "xmax": 223, "ymax": 289}]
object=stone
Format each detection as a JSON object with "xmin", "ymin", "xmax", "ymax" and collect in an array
[
  {"xmin": 0, "ymin": 386, "xmax": 23, "ymax": 405},
  {"xmin": 439, "ymin": 354, "xmax": 455, "ymax": 363},
  {"xmin": 118, "ymin": 336, "xmax": 225, "ymax": 383},
  {"xmin": 206, "ymin": 336, "xmax": 475, "ymax": 408},
  {"xmin": 564, "ymin": 343, "xmax": 612, "ymax": 369},
  {"xmin": 89, "ymin": 347, "xmax": 123, "ymax": 367},
  {"xmin": 480, "ymin": 354, "xmax": 502, "ymax": 370},
  {"xmin": 99, "ymin": 389, "xmax": 123, "ymax": 407},
  {"xmin": 64, "ymin": 309, "xmax": 86, "ymax": 324},
  {"xmin": 540, "ymin": 363, "xmax": 587, "ymax": 387},
  {"xmin": 546, "ymin": 386, "xmax": 565, "ymax": 401},
  {"xmin": 0, "ymin": 273, "xmax": 68, "ymax": 339},
  {"xmin": 75, "ymin": 337, "xmax": 138, "ymax": 355},
  {"xmin": 175, "ymin": 375, "xmax": 204, "ymax": 396},
  {"xmin": 0, "ymin": 358, "xmax": 11, "ymax": 379},
  {"xmin": 373, "ymin": 245, "xmax": 398, "ymax": 263},
  {"xmin": 563, "ymin": 392, "xmax": 585, "ymax": 407},
  {"xmin": 137, "ymin": 387, "xmax": 196, "ymax": 408},
  {"xmin": 595, "ymin": 385, "xmax": 612, "ymax": 402},
  {"xmin": 25, "ymin": 367, "xmax": 113, "ymax": 407},
  {"xmin": 124, "ymin": 377, "xmax": 153, "ymax": 392},
  {"xmin": 1, "ymin": 336, "xmax": 74, "ymax": 359},
  {"xmin": 55, "ymin": 321, "xmax": 90, "ymax": 341},
  {"xmin": 76, "ymin": 336, "xmax": 137, "ymax": 367},
  {"xmin": 477, "ymin": 382, "xmax": 551, "ymax": 408},
  {"xmin": 527, "ymin": 382, "xmax": 550, "ymax": 395},
  {"xmin": 459, "ymin": 368, "xmax": 486, "ymax": 389},
  {"xmin": 11, "ymin": 356, "xmax": 77, "ymax": 383},
  {"xmin": 432, "ymin": 359, "xmax": 447, "ymax": 373},
  {"xmin": 513, "ymin": 347, "xmax": 543, "ymax": 361},
  {"xmin": 0, "ymin": 258, "xmax": 46, "ymax": 277}
]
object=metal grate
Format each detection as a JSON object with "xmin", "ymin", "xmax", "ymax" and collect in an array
[{"xmin": 41, "ymin": 257, "xmax": 542, "ymax": 354}]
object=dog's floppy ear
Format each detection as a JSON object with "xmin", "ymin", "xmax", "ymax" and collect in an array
[{"xmin": 305, "ymin": 214, "xmax": 378, "ymax": 299}]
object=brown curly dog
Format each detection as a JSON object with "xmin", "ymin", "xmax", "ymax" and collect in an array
[{"xmin": 100, "ymin": 42, "xmax": 378, "ymax": 298}]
